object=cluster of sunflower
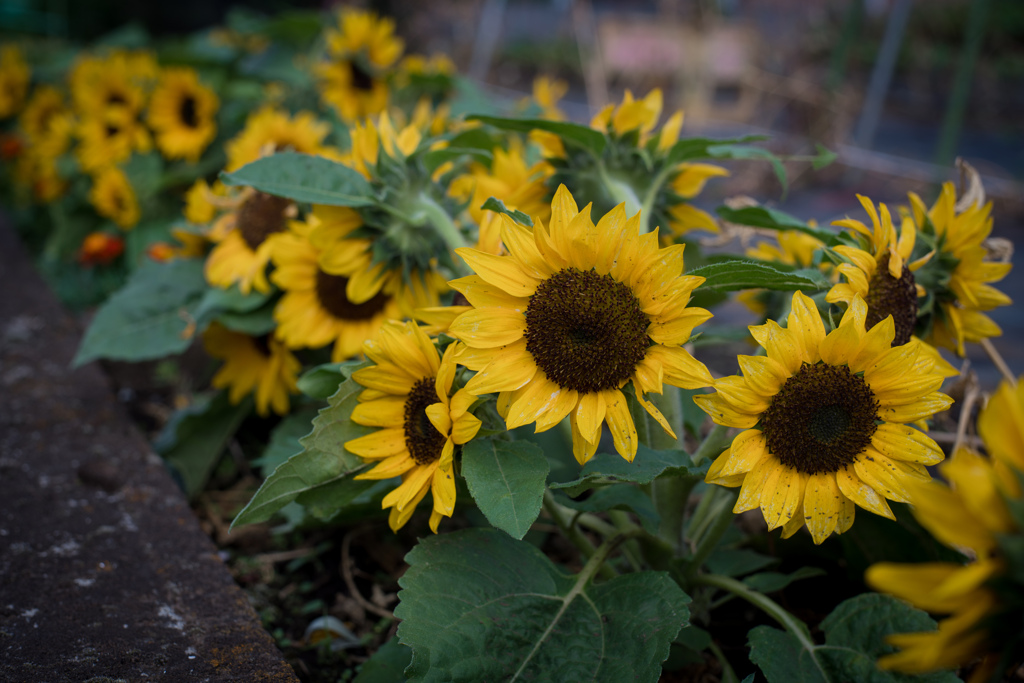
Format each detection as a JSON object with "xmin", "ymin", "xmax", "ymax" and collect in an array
[{"xmin": 34, "ymin": 7, "xmax": 1022, "ymax": 682}]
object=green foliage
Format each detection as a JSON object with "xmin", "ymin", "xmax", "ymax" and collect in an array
[
  {"xmin": 73, "ymin": 258, "xmax": 207, "ymax": 366},
  {"xmin": 554, "ymin": 486, "xmax": 660, "ymax": 534},
  {"xmin": 550, "ymin": 445, "xmax": 708, "ymax": 498},
  {"xmin": 231, "ymin": 377, "xmax": 371, "ymax": 528},
  {"xmin": 396, "ymin": 528, "xmax": 691, "ymax": 683},
  {"xmin": 748, "ymin": 594, "xmax": 960, "ymax": 683},
  {"xmin": 664, "ymin": 135, "xmax": 768, "ymax": 164},
  {"xmin": 479, "ymin": 196, "xmax": 534, "ymax": 227},
  {"xmin": 254, "ymin": 407, "xmax": 321, "ymax": 478},
  {"xmin": 221, "ymin": 152, "xmax": 376, "ymax": 207},
  {"xmin": 154, "ymin": 391, "xmax": 253, "ymax": 498},
  {"xmin": 296, "ymin": 360, "xmax": 370, "ymax": 400},
  {"xmin": 353, "ymin": 639, "xmax": 413, "ymax": 683},
  {"xmin": 716, "ymin": 205, "xmax": 842, "ymax": 246},
  {"xmin": 461, "ymin": 439, "xmax": 549, "ymax": 540},
  {"xmin": 469, "ymin": 115, "xmax": 608, "ymax": 156},
  {"xmin": 689, "ymin": 260, "xmax": 831, "ymax": 293}
]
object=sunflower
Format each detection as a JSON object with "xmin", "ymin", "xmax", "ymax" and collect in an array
[
  {"xmin": 0, "ymin": 46, "xmax": 30, "ymax": 119},
  {"xmin": 345, "ymin": 321, "xmax": 481, "ymax": 532},
  {"xmin": 270, "ymin": 215, "xmax": 404, "ymax": 362},
  {"xmin": 664, "ymin": 163, "xmax": 730, "ymax": 236},
  {"xmin": 75, "ymin": 105, "xmax": 152, "ymax": 173},
  {"xmin": 88, "ymin": 166, "xmax": 140, "ymax": 230},
  {"xmin": 224, "ymin": 107, "xmax": 331, "ymax": 172},
  {"xmin": 205, "ymin": 189, "xmax": 297, "ymax": 294},
  {"xmin": 696, "ymin": 291, "xmax": 953, "ymax": 544},
  {"xmin": 866, "ymin": 375, "xmax": 1024, "ymax": 680},
  {"xmin": 448, "ymin": 184, "xmax": 713, "ymax": 464},
  {"xmin": 448, "ymin": 138, "xmax": 554, "ymax": 226},
  {"xmin": 317, "ymin": 8, "xmax": 403, "ymax": 122},
  {"xmin": 203, "ymin": 323, "xmax": 300, "ymax": 417},
  {"xmin": 68, "ymin": 50, "xmax": 155, "ymax": 118},
  {"xmin": 309, "ymin": 204, "xmax": 447, "ymax": 314},
  {"xmin": 19, "ymin": 85, "xmax": 67, "ymax": 147},
  {"xmin": 907, "ymin": 181, "xmax": 1013, "ymax": 355},
  {"xmin": 147, "ymin": 67, "xmax": 218, "ymax": 162}
]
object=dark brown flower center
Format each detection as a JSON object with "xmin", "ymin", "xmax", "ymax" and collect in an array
[
  {"xmin": 524, "ymin": 267, "xmax": 650, "ymax": 394},
  {"xmin": 251, "ymin": 334, "xmax": 272, "ymax": 357},
  {"xmin": 237, "ymin": 192, "xmax": 291, "ymax": 250},
  {"xmin": 404, "ymin": 378, "xmax": 447, "ymax": 466},
  {"xmin": 761, "ymin": 362, "xmax": 879, "ymax": 475},
  {"xmin": 314, "ymin": 270, "xmax": 390, "ymax": 321},
  {"xmin": 179, "ymin": 95, "xmax": 199, "ymax": 128},
  {"xmin": 350, "ymin": 61, "xmax": 375, "ymax": 92},
  {"xmin": 866, "ymin": 253, "xmax": 918, "ymax": 346}
]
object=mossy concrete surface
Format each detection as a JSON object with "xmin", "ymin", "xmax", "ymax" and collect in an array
[{"xmin": 0, "ymin": 222, "xmax": 299, "ymax": 681}]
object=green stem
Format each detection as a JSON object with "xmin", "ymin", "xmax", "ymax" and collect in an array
[
  {"xmin": 543, "ymin": 490, "xmax": 617, "ymax": 580},
  {"xmin": 707, "ymin": 639, "xmax": 739, "ymax": 683},
  {"xmin": 686, "ymin": 488, "xmax": 738, "ymax": 578},
  {"xmin": 691, "ymin": 423, "xmax": 731, "ymax": 466},
  {"xmin": 653, "ymin": 476, "xmax": 696, "ymax": 552},
  {"xmin": 607, "ymin": 510, "xmax": 644, "ymax": 572},
  {"xmin": 693, "ymin": 573, "xmax": 817, "ymax": 654},
  {"xmin": 638, "ymin": 165, "xmax": 675, "ymax": 233},
  {"xmin": 411, "ymin": 193, "xmax": 471, "ymax": 275}
]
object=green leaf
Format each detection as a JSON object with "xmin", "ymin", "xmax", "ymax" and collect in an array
[
  {"xmin": 704, "ymin": 547, "xmax": 779, "ymax": 577},
  {"xmin": 73, "ymin": 258, "xmax": 207, "ymax": 366},
  {"xmin": 461, "ymin": 439, "xmax": 549, "ymax": 540},
  {"xmin": 215, "ymin": 301, "xmax": 276, "ymax": 336},
  {"xmin": 468, "ymin": 115, "xmax": 607, "ymax": 156},
  {"xmin": 296, "ymin": 360, "xmax": 370, "ymax": 400},
  {"xmin": 221, "ymin": 152, "xmax": 376, "ymax": 207},
  {"xmin": 155, "ymin": 391, "xmax": 252, "ymax": 498},
  {"xmin": 550, "ymin": 445, "xmax": 707, "ymax": 498},
  {"xmin": 743, "ymin": 567, "xmax": 826, "ymax": 593},
  {"xmin": 194, "ymin": 283, "xmax": 271, "ymax": 326},
  {"xmin": 231, "ymin": 377, "xmax": 371, "ymax": 528},
  {"xmin": 479, "ymin": 196, "xmax": 534, "ymax": 227},
  {"xmin": 422, "ymin": 147, "xmax": 492, "ymax": 173},
  {"xmin": 749, "ymin": 593, "xmax": 961, "ymax": 683},
  {"xmin": 716, "ymin": 205, "xmax": 840, "ymax": 246},
  {"xmin": 253, "ymin": 407, "xmax": 320, "ymax": 478},
  {"xmin": 812, "ymin": 143, "xmax": 838, "ymax": 170},
  {"xmin": 689, "ymin": 260, "xmax": 830, "ymax": 293},
  {"xmin": 121, "ymin": 152, "xmax": 163, "ymax": 201},
  {"xmin": 707, "ymin": 143, "xmax": 788, "ymax": 194},
  {"xmin": 396, "ymin": 528, "xmax": 690, "ymax": 683},
  {"xmin": 554, "ymin": 485, "xmax": 660, "ymax": 534},
  {"xmin": 353, "ymin": 638, "xmax": 413, "ymax": 683},
  {"xmin": 665, "ymin": 135, "xmax": 768, "ymax": 164}
]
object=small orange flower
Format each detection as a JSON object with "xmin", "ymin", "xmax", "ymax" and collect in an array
[{"xmin": 78, "ymin": 232, "xmax": 124, "ymax": 266}]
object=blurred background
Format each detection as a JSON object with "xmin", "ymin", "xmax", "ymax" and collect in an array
[{"xmin": 2, "ymin": 0, "xmax": 1022, "ymax": 380}]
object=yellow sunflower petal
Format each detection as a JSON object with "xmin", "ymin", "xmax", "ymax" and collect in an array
[
  {"xmin": 570, "ymin": 411, "xmax": 600, "ymax": 465},
  {"xmin": 345, "ymin": 428, "xmax": 407, "ymax": 459},
  {"xmin": 574, "ymin": 390, "xmax": 607, "ymax": 445},
  {"xmin": 761, "ymin": 466, "xmax": 804, "ymax": 530},
  {"xmin": 454, "ymin": 247, "xmax": 540, "ymax": 297},
  {"xmin": 835, "ymin": 465, "xmax": 895, "ymax": 519},
  {"xmin": 351, "ymin": 396, "xmax": 405, "ymax": 427},
  {"xmin": 603, "ymin": 389, "xmax": 638, "ymax": 461},
  {"xmin": 870, "ymin": 423, "xmax": 944, "ymax": 465},
  {"xmin": 735, "ymin": 457, "xmax": 781, "ymax": 514},
  {"xmin": 803, "ymin": 472, "xmax": 842, "ymax": 544},
  {"xmin": 448, "ymin": 307, "xmax": 527, "ymax": 348}
]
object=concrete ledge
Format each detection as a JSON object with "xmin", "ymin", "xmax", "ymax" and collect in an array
[{"xmin": 0, "ymin": 221, "xmax": 299, "ymax": 682}]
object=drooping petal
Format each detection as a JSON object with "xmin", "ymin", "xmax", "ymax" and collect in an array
[{"xmin": 603, "ymin": 389, "xmax": 638, "ymax": 462}]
